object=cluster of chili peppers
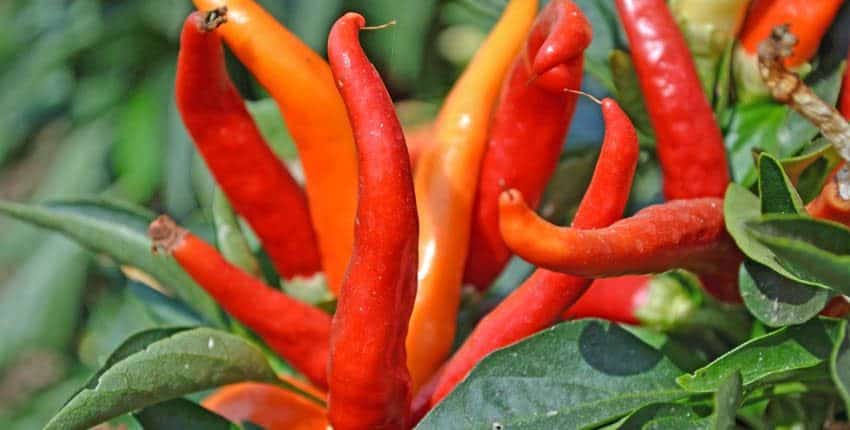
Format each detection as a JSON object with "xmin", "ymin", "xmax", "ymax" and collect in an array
[{"xmin": 146, "ymin": 0, "xmax": 850, "ymax": 428}]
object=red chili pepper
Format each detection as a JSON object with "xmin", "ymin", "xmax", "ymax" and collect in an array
[
  {"xmin": 562, "ymin": 275, "xmax": 651, "ymax": 325},
  {"xmin": 821, "ymin": 296, "xmax": 850, "ymax": 318},
  {"xmin": 463, "ymin": 0, "xmax": 591, "ymax": 290},
  {"xmin": 148, "ymin": 216, "xmax": 331, "ymax": 389},
  {"xmin": 807, "ymin": 164, "xmax": 850, "ymax": 233},
  {"xmin": 175, "ymin": 9, "xmax": 321, "ymax": 280},
  {"xmin": 615, "ymin": 0, "xmax": 730, "ymax": 200},
  {"xmin": 500, "ymin": 196, "xmax": 740, "ymax": 278},
  {"xmin": 326, "ymin": 13, "xmax": 419, "ymax": 430},
  {"xmin": 423, "ymin": 97, "xmax": 638, "ymax": 411}
]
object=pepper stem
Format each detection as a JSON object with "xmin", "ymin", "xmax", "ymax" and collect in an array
[
  {"xmin": 149, "ymin": 215, "xmax": 187, "ymax": 255},
  {"xmin": 757, "ymin": 24, "xmax": 850, "ymax": 201},
  {"xmin": 564, "ymin": 88, "xmax": 602, "ymax": 105},
  {"xmin": 362, "ymin": 20, "xmax": 397, "ymax": 31},
  {"xmin": 199, "ymin": 7, "xmax": 228, "ymax": 32}
]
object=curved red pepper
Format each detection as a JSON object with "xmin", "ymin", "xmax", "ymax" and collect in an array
[
  {"xmin": 175, "ymin": 9, "xmax": 321, "ymax": 279},
  {"xmin": 326, "ymin": 13, "xmax": 419, "ymax": 430},
  {"xmin": 148, "ymin": 216, "xmax": 331, "ymax": 388},
  {"xmin": 423, "ymin": 98, "xmax": 638, "ymax": 411},
  {"xmin": 499, "ymin": 196, "xmax": 743, "ymax": 296},
  {"xmin": 463, "ymin": 0, "xmax": 591, "ymax": 290},
  {"xmin": 615, "ymin": 0, "xmax": 730, "ymax": 200},
  {"xmin": 562, "ymin": 275, "xmax": 651, "ymax": 325}
]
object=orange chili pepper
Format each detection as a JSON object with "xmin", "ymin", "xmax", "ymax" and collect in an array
[
  {"xmin": 192, "ymin": 0, "xmax": 357, "ymax": 295},
  {"xmin": 202, "ymin": 381, "xmax": 328, "ymax": 430},
  {"xmin": 739, "ymin": 0, "xmax": 843, "ymax": 67},
  {"xmin": 405, "ymin": 0, "xmax": 538, "ymax": 391}
]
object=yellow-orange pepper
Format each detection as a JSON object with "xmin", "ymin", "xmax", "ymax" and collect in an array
[
  {"xmin": 405, "ymin": 0, "xmax": 538, "ymax": 390},
  {"xmin": 202, "ymin": 379, "xmax": 328, "ymax": 430},
  {"xmin": 192, "ymin": 0, "xmax": 357, "ymax": 295}
]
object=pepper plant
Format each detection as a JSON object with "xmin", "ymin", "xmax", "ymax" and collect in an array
[{"xmin": 1, "ymin": 0, "xmax": 850, "ymax": 429}]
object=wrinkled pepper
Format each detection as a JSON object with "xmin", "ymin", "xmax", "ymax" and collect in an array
[
  {"xmin": 175, "ymin": 8, "xmax": 321, "ymax": 279},
  {"xmin": 616, "ymin": 0, "xmax": 731, "ymax": 200},
  {"xmin": 499, "ymin": 195, "xmax": 743, "ymax": 297},
  {"xmin": 202, "ymin": 382, "xmax": 328, "ymax": 430},
  {"xmin": 424, "ymin": 97, "xmax": 639, "ymax": 411},
  {"xmin": 463, "ymin": 0, "xmax": 591, "ymax": 290},
  {"xmin": 148, "ymin": 215, "xmax": 331, "ymax": 389},
  {"xmin": 192, "ymin": 0, "xmax": 358, "ymax": 294},
  {"xmin": 326, "ymin": 13, "xmax": 419, "ymax": 430},
  {"xmin": 405, "ymin": 0, "xmax": 537, "ymax": 391}
]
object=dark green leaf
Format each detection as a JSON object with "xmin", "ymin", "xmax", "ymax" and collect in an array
[
  {"xmin": 831, "ymin": 320, "xmax": 850, "ymax": 413},
  {"xmin": 44, "ymin": 327, "xmax": 282, "ymax": 430},
  {"xmin": 723, "ymin": 184, "xmax": 819, "ymax": 287},
  {"xmin": 677, "ymin": 318, "xmax": 841, "ymax": 392},
  {"xmin": 713, "ymin": 371, "xmax": 742, "ymax": 430},
  {"xmin": 418, "ymin": 320, "xmax": 692, "ymax": 429},
  {"xmin": 0, "ymin": 198, "xmax": 225, "ymax": 326},
  {"xmin": 757, "ymin": 153, "xmax": 802, "ymax": 215},
  {"xmin": 134, "ymin": 398, "xmax": 238, "ymax": 430},
  {"xmin": 746, "ymin": 215, "xmax": 850, "ymax": 294},
  {"xmin": 611, "ymin": 403, "xmax": 705, "ymax": 430},
  {"xmin": 739, "ymin": 261, "xmax": 830, "ymax": 328}
]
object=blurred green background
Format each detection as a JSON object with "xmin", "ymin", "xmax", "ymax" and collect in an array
[{"xmin": 0, "ymin": 1, "xmax": 624, "ymax": 428}]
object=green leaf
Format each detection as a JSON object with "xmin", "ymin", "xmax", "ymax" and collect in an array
[
  {"xmin": 831, "ymin": 320, "xmax": 850, "ymax": 413},
  {"xmin": 44, "ymin": 327, "xmax": 281, "ymax": 430},
  {"xmin": 0, "ymin": 236, "xmax": 88, "ymax": 369},
  {"xmin": 746, "ymin": 215, "xmax": 850, "ymax": 294},
  {"xmin": 0, "ymin": 198, "xmax": 225, "ymax": 326},
  {"xmin": 724, "ymin": 184, "xmax": 819, "ymax": 287},
  {"xmin": 611, "ymin": 403, "xmax": 706, "ymax": 430},
  {"xmin": 211, "ymin": 189, "xmax": 261, "ymax": 277},
  {"xmin": 757, "ymin": 153, "xmax": 803, "ymax": 215},
  {"xmin": 676, "ymin": 318, "xmax": 841, "ymax": 392},
  {"xmin": 134, "ymin": 398, "xmax": 239, "ymax": 430},
  {"xmin": 712, "ymin": 371, "xmax": 742, "ymax": 430},
  {"xmin": 574, "ymin": 0, "xmax": 621, "ymax": 92},
  {"xmin": 739, "ymin": 261, "xmax": 830, "ymax": 328},
  {"xmin": 418, "ymin": 320, "xmax": 692, "ymax": 429}
]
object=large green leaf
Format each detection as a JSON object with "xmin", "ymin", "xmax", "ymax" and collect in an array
[
  {"xmin": 746, "ymin": 215, "xmax": 850, "ymax": 294},
  {"xmin": 418, "ymin": 320, "xmax": 692, "ymax": 429},
  {"xmin": 677, "ymin": 318, "xmax": 841, "ymax": 392},
  {"xmin": 44, "ymin": 327, "xmax": 282, "ymax": 430},
  {"xmin": 134, "ymin": 398, "xmax": 240, "ymax": 430},
  {"xmin": 831, "ymin": 320, "xmax": 850, "ymax": 413},
  {"xmin": 739, "ymin": 261, "xmax": 830, "ymax": 328},
  {"xmin": 0, "ymin": 198, "xmax": 224, "ymax": 326}
]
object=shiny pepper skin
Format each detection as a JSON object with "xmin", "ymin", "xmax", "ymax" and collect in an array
[
  {"xmin": 192, "ymin": 0, "xmax": 358, "ymax": 295},
  {"xmin": 422, "ymin": 98, "xmax": 639, "ymax": 413},
  {"xmin": 405, "ymin": 0, "xmax": 537, "ymax": 392},
  {"xmin": 562, "ymin": 275, "xmax": 652, "ymax": 325},
  {"xmin": 327, "ymin": 13, "xmax": 419, "ymax": 430},
  {"xmin": 202, "ymin": 382, "xmax": 328, "ymax": 430},
  {"xmin": 463, "ymin": 0, "xmax": 591, "ymax": 291},
  {"xmin": 175, "ymin": 9, "xmax": 321, "ymax": 279},
  {"xmin": 615, "ymin": 0, "xmax": 730, "ymax": 200},
  {"xmin": 148, "ymin": 216, "xmax": 331, "ymax": 389}
]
